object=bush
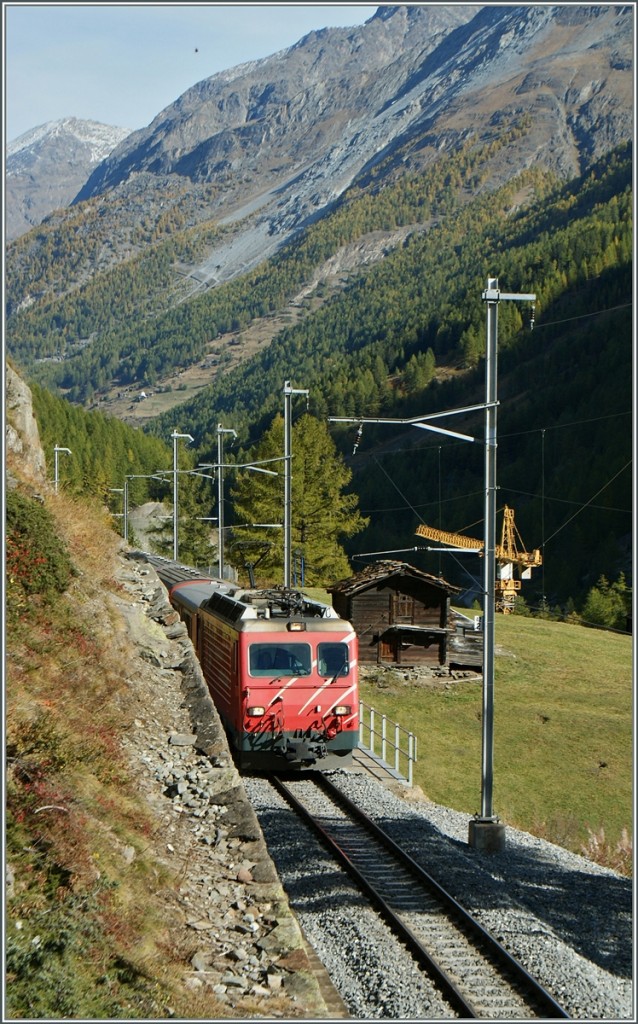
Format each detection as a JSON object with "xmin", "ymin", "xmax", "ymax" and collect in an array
[
  {"xmin": 512, "ymin": 595, "xmax": 532, "ymax": 616},
  {"xmin": 6, "ymin": 490, "xmax": 74, "ymax": 620},
  {"xmin": 581, "ymin": 826, "xmax": 633, "ymax": 876},
  {"xmin": 581, "ymin": 573, "xmax": 631, "ymax": 631}
]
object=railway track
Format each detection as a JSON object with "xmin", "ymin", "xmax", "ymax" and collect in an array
[{"xmin": 271, "ymin": 772, "xmax": 570, "ymax": 1020}]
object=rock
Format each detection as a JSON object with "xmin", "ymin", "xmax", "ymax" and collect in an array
[
  {"xmin": 191, "ymin": 951, "xmax": 212, "ymax": 972},
  {"xmin": 164, "ymin": 621, "xmax": 188, "ymax": 639},
  {"xmin": 5, "ymin": 364, "xmax": 47, "ymax": 482},
  {"xmin": 251, "ymin": 859, "xmax": 277, "ymax": 883},
  {"xmin": 256, "ymin": 920, "xmax": 300, "ymax": 954},
  {"xmin": 283, "ymin": 972, "xmax": 318, "ymax": 1000},
  {"xmin": 222, "ymin": 974, "xmax": 247, "ymax": 988},
  {"xmin": 276, "ymin": 949, "xmax": 309, "ymax": 971},
  {"xmin": 187, "ymin": 919, "xmax": 216, "ymax": 931},
  {"xmin": 250, "ymin": 984, "xmax": 272, "ymax": 997},
  {"xmin": 169, "ymin": 733, "xmax": 198, "ymax": 746},
  {"xmin": 226, "ymin": 947, "xmax": 248, "ymax": 962},
  {"xmin": 183, "ymin": 976, "xmax": 203, "ymax": 991}
]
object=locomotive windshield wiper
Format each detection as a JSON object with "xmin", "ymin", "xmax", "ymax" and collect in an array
[{"xmin": 327, "ymin": 659, "xmax": 348, "ymax": 684}]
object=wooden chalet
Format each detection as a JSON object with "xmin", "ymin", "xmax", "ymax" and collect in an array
[{"xmin": 328, "ymin": 561, "xmax": 462, "ymax": 668}]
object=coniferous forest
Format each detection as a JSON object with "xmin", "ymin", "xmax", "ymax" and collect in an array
[{"xmin": 8, "ymin": 139, "xmax": 632, "ymax": 614}]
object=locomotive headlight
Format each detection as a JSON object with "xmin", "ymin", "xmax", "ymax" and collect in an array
[
  {"xmin": 333, "ymin": 705, "xmax": 352, "ymax": 716},
  {"xmin": 287, "ymin": 621, "xmax": 306, "ymax": 631},
  {"xmin": 246, "ymin": 706, "xmax": 265, "ymax": 716}
]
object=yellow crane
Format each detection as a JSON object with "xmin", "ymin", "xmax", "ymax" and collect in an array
[{"xmin": 415, "ymin": 505, "xmax": 542, "ymax": 612}]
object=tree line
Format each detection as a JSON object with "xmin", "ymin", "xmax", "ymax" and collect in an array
[{"xmin": 10, "ymin": 137, "xmax": 633, "ymax": 610}]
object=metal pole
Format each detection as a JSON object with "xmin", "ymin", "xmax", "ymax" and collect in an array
[
  {"xmin": 217, "ymin": 427, "xmax": 224, "ymax": 577},
  {"xmin": 170, "ymin": 431, "xmax": 194, "ymax": 561},
  {"xmin": 216, "ymin": 425, "xmax": 237, "ymax": 579},
  {"xmin": 124, "ymin": 479, "xmax": 129, "ymax": 543},
  {"xmin": 284, "ymin": 383, "xmax": 292, "ymax": 588},
  {"xmin": 53, "ymin": 445, "xmax": 71, "ymax": 494},
  {"xmin": 172, "ymin": 432, "xmax": 178, "ymax": 560},
  {"xmin": 482, "ymin": 278, "xmax": 498, "ymax": 821},
  {"xmin": 469, "ymin": 277, "xmax": 535, "ymax": 853},
  {"xmin": 283, "ymin": 381, "xmax": 308, "ymax": 588}
]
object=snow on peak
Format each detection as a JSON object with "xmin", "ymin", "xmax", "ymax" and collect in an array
[{"xmin": 7, "ymin": 118, "xmax": 131, "ymax": 162}]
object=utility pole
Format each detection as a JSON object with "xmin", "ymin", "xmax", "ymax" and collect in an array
[
  {"xmin": 468, "ymin": 277, "xmax": 535, "ymax": 854},
  {"xmin": 109, "ymin": 488, "xmax": 124, "ymax": 535},
  {"xmin": 216, "ymin": 424, "xmax": 237, "ymax": 579},
  {"xmin": 196, "ymin": 457, "xmax": 279, "ymax": 580},
  {"xmin": 283, "ymin": 381, "xmax": 308, "ymax": 588},
  {"xmin": 53, "ymin": 445, "xmax": 71, "ymax": 493},
  {"xmin": 171, "ymin": 431, "xmax": 194, "ymax": 560},
  {"xmin": 328, "ymin": 277, "xmax": 535, "ymax": 854}
]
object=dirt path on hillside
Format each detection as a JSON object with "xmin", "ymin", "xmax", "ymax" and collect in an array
[{"xmin": 89, "ymin": 224, "xmax": 430, "ymax": 428}]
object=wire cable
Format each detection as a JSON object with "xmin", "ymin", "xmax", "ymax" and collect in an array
[{"xmin": 542, "ymin": 461, "xmax": 632, "ymax": 545}]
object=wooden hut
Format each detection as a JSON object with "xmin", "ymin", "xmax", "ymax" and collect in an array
[{"xmin": 328, "ymin": 560, "xmax": 461, "ymax": 668}]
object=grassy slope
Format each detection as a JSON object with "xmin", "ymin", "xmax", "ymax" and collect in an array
[
  {"xmin": 5, "ymin": 492, "xmax": 255, "ymax": 1018},
  {"xmin": 359, "ymin": 616, "xmax": 632, "ymax": 868}
]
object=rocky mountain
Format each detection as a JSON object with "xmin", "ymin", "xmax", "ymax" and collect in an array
[
  {"xmin": 6, "ymin": 4, "xmax": 633, "ymax": 383},
  {"xmin": 66, "ymin": 2, "xmax": 632, "ymax": 287},
  {"xmin": 5, "ymin": 118, "xmax": 131, "ymax": 241}
]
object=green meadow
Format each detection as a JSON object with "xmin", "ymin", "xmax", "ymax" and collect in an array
[{"xmin": 358, "ymin": 616, "xmax": 632, "ymax": 870}]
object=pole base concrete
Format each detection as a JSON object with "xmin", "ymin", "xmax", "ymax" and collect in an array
[{"xmin": 468, "ymin": 818, "xmax": 506, "ymax": 853}]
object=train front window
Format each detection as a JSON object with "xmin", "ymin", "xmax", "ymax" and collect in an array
[
  {"xmin": 249, "ymin": 643, "xmax": 311, "ymax": 677},
  {"xmin": 318, "ymin": 642, "xmax": 349, "ymax": 677}
]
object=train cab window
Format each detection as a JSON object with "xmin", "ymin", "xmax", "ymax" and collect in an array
[
  {"xmin": 318, "ymin": 642, "xmax": 349, "ymax": 677},
  {"xmin": 249, "ymin": 643, "xmax": 311, "ymax": 677}
]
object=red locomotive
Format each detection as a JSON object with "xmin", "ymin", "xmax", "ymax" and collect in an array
[{"xmin": 147, "ymin": 556, "xmax": 359, "ymax": 770}]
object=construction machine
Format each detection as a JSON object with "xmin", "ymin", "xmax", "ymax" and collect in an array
[{"xmin": 415, "ymin": 505, "xmax": 542, "ymax": 612}]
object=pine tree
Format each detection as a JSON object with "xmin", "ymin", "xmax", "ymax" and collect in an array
[
  {"xmin": 581, "ymin": 573, "xmax": 630, "ymax": 631},
  {"xmin": 229, "ymin": 413, "xmax": 368, "ymax": 586}
]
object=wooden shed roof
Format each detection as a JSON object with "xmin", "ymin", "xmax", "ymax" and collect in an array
[{"xmin": 328, "ymin": 560, "xmax": 461, "ymax": 597}]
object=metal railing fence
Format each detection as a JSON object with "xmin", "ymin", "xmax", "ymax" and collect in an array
[{"xmin": 358, "ymin": 700, "xmax": 418, "ymax": 786}]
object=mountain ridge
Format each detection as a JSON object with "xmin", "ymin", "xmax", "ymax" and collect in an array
[
  {"xmin": 6, "ymin": 3, "xmax": 632, "ymax": 406},
  {"xmin": 7, "ymin": 4, "xmax": 631, "ymax": 309},
  {"xmin": 5, "ymin": 118, "xmax": 131, "ymax": 241},
  {"xmin": 2, "ymin": 4, "xmax": 632, "ymax": 681}
]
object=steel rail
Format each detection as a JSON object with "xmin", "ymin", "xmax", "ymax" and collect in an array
[
  {"xmin": 271, "ymin": 773, "xmax": 477, "ymax": 1017},
  {"xmin": 272, "ymin": 773, "xmax": 570, "ymax": 1020},
  {"xmin": 316, "ymin": 772, "xmax": 570, "ymax": 1017}
]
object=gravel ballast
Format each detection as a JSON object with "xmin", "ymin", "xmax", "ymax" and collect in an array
[{"xmin": 244, "ymin": 770, "xmax": 633, "ymax": 1020}]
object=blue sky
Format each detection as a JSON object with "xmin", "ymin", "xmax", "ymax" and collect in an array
[{"xmin": 4, "ymin": 3, "xmax": 379, "ymax": 143}]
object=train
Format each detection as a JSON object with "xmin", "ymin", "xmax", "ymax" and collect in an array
[{"xmin": 144, "ymin": 554, "xmax": 359, "ymax": 771}]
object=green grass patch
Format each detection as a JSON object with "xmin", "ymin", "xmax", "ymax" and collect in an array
[{"xmin": 360, "ymin": 616, "xmax": 632, "ymax": 869}]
